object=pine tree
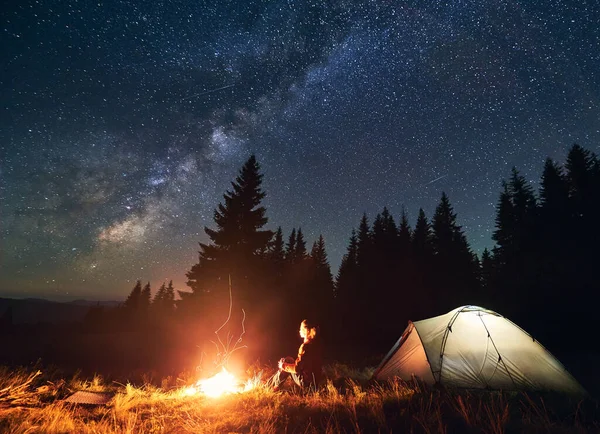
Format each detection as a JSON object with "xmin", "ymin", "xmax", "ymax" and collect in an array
[
  {"xmin": 310, "ymin": 235, "xmax": 334, "ymax": 287},
  {"xmin": 431, "ymin": 193, "xmax": 479, "ymax": 313},
  {"xmin": 153, "ymin": 283, "xmax": 167, "ymax": 306},
  {"xmin": 372, "ymin": 212, "xmax": 385, "ymax": 249},
  {"xmin": 185, "ymin": 155, "xmax": 274, "ymax": 308},
  {"xmin": 398, "ymin": 207, "xmax": 411, "ymax": 257},
  {"xmin": 489, "ymin": 167, "xmax": 544, "ymax": 336},
  {"xmin": 124, "ymin": 280, "xmax": 143, "ymax": 311},
  {"xmin": 164, "ymin": 280, "xmax": 176, "ymax": 311},
  {"xmin": 431, "ymin": 193, "xmax": 456, "ymax": 258},
  {"xmin": 491, "ymin": 181, "xmax": 514, "ymax": 269},
  {"xmin": 295, "ymin": 228, "xmax": 308, "ymax": 261},
  {"xmin": 269, "ymin": 227, "xmax": 286, "ymax": 266},
  {"xmin": 151, "ymin": 281, "xmax": 175, "ymax": 319},
  {"xmin": 540, "ymin": 158, "xmax": 570, "ymax": 214},
  {"xmin": 285, "ymin": 228, "xmax": 297, "ymax": 263},
  {"xmin": 141, "ymin": 282, "xmax": 151, "ymax": 311},
  {"xmin": 508, "ymin": 168, "xmax": 538, "ymax": 244},
  {"xmin": 370, "ymin": 207, "xmax": 402, "ymax": 344},
  {"xmin": 538, "ymin": 158, "xmax": 570, "ymax": 297},
  {"xmin": 563, "ymin": 144, "xmax": 600, "ymax": 339},
  {"xmin": 356, "ymin": 213, "xmax": 372, "ymax": 268},
  {"xmin": 335, "ymin": 229, "xmax": 362, "ymax": 346},
  {"xmin": 480, "ymin": 248, "xmax": 494, "ymax": 294},
  {"xmin": 371, "ymin": 207, "xmax": 398, "ymax": 258},
  {"xmin": 566, "ymin": 144, "xmax": 596, "ymax": 213},
  {"xmin": 336, "ymin": 229, "xmax": 358, "ymax": 303},
  {"xmin": 308, "ymin": 235, "xmax": 335, "ymax": 325},
  {"xmin": 412, "ymin": 208, "xmax": 432, "ymax": 259}
]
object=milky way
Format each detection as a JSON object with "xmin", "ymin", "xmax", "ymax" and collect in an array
[{"xmin": 1, "ymin": 0, "xmax": 599, "ymax": 300}]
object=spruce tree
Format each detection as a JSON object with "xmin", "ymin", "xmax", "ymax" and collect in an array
[
  {"xmin": 141, "ymin": 282, "xmax": 151, "ymax": 311},
  {"xmin": 336, "ymin": 229, "xmax": 358, "ymax": 304},
  {"xmin": 539, "ymin": 158, "xmax": 570, "ymax": 301},
  {"xmin": 508, "ymin": 168, "xmax": 538, "ymax": 246},
  {"xmin": 308, "ymin": 235, "xmax": 335, "ymax": 325},
  {"xmin": 124, "ymin": 280, "xmax": 143, "ymax": 311},
  {"xmin": 431, "ymin": 193, "xmax": 479, "ymax": 313},
  {"xmin": 269, "ymin": 227, "xmax": 286, "ymax": 267},
  {"xmin": 410, "ymin": 208, "xmax": 437, "ymax": 318},
  {"xmin": 563, "ymin": 144, "xmax": 599, "ymax": 338},
  {"xmin": 153, "ymin": 283, "xmax": 167, "ymax": 306},
  {"xmin": 412, "ymin": 208, "xmax": 432, "ymax": 259},
  {"xmin": 431, "ymin": 193, "xmax": 456, "ymax": 258},
  {"xmin": 310, "ymin": 235, "xmax": 334, "ymax": 287},
  {"xmin": 491, "ymin": 182, "xmax": 514, "ymax": 269},
  {"xmin": 480, "ymin": 248, "xmax": 494, "ymax": 293},
  {"xmin": 398, "ymin": 207, "xmax": 411, "ymax": 257},
  {"xmin": 164, "ymin": 280, "xmax": 176, "ymax": 311},
  {"xmin": 285, "ymin": 228, "xmax": 297, "ymax": 263},
  {"xmin": 566, "ymin": 144, "xmax": 595, "ymax": 212},
  {"xmin": 371, "ymin": 207, "xmax": 402, "ymax": 345},
  {"xmin": 335, "ymin": 229, "xmax": 359, "ymax": 336},
  {"xmin": 356, "ymin": 213, "xmax": 372, "ymax": 268},
  {"xmin": 540, "ymin": 158, "xmax": 570, "ymax": 215},
  {"xmin": 185, "ymin": 155, "xmax": 274, "ymax": 308},
  {"xmin": 295, "ymin": 228, "xmax": 308, "ymax": 261}
]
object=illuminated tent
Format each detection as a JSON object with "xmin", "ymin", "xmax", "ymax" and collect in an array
[{"xmin": 373, "ymin": 306, "xmax": 585, "ymax": 395}]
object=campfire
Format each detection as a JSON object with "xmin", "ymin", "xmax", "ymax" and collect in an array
[
  {"xmin": 184, "ymin": 278, "xmax": 259, "ymax": 398},
  {"xmin": 185, "ymin": 367, "xmax": 257, "ymax": 398}
]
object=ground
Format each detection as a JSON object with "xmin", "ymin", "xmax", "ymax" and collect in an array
[{"xmin": 0, "ymin": 363, "xmax": 598, "ymax": 433}]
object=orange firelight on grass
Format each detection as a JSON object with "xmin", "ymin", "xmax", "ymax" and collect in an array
[{"xmin": 185, "ymin": 367, "xmax": 257, "ymax": 398}]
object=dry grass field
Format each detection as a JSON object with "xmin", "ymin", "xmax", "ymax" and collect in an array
[{"xmin": 0, "ymin": 363, "xmax": 598, "ymax": 433}]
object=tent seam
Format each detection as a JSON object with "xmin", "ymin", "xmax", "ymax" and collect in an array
[{"xmin": 477, "ymin": 313, "xmax": 519, "ymax": 390}]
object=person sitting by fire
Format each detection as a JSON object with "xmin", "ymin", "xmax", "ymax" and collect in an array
[{"xmin": 268, "ymin": 319, "xmax": 323, "ymax": 391}]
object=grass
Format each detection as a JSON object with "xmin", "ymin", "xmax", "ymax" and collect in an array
[{"xmin": 0, "ymin": 363, "xmax": 598, "ymax": 433}]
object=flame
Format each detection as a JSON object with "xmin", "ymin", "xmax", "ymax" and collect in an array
[
  {"xmin": 185, "ymin": 367, "xmax": 257, "ymax": 398},
  {"xmin": 198, "ymin": 367, "xmax": 240, "ymax": 397}
]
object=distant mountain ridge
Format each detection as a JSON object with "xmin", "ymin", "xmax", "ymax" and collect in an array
[
  {"xmin": 66, "ymin": 299, "xmax": 122, "ymax": 307},
  {"xmin": 0, "ymin": 297, "xmax": 122, "ymax": 324}
]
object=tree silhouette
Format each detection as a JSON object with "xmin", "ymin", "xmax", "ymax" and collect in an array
[
  {"xmin": 268, "ymin": 226, "xmax": 286, "ymax": 273},
  {"xmin": 164, "ymin": 280, "xmax": 176, "ymax": 311},
  {"xmin": 124, "ymin": 280, "xmax": 143, "ymax": 312},
  {"xmin": 153, "ymin": 283, "xmax": 167, "ymax": 306},
  {"xmin": 412, "ymin": 208, "xmax": 434, "ymax": 319},
  {"xmin": 491, "ymin": 168, "xmax": 539, "ymax": 322},
  {"xmin": 285, "ymin": 228, "xmax": 297, "ymax": 263},
  {"xmin": 356, "ymin": 213, "xmax": 372, "ymax": 269},
  {"xmin": 431, "ymin": 192, "xmax": 479, "ymax": 313},
  {"xmin": 307, "ymin": 235, "xmax": 335, "ymax": 326},
  {"xmin": 141, "ymin": 282, "xmax": 151, "ymax": 310},
  {"xmin": 185, "ymin": 155, "xmax": 274, "ymax": 313},
  {"xmin": 335, "ymin": 229, "xmax": 359, "ymax": 344},
  {"xmin": 295, "ymin": 228, "xmax": 308, "ymax": 261}
]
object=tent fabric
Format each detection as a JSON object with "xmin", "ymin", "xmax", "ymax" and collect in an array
[
  {"xmin": 375, "ymin": 323, "xmax": 435, "ymax": 384},
  {"xmin": 373, "ymin": 306, "xmax": 586, "ymax": 395}
]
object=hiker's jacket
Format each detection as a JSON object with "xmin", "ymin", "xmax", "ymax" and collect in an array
[{"xmin": 295, "ymin": 337, "xmax": 323, "ymax": 386}]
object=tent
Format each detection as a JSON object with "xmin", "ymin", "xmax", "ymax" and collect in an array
[{"xmin": 373, "ymin": 305, "xmax": 585, "ymax": 395}]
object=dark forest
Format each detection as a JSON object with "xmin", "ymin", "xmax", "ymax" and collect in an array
[{"xmin": 1, "ymin": 144, "xmax": 599, "ymax": 393}]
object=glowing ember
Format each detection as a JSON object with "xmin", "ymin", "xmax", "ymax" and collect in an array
[{"xmin": 185, "ymin": 367, "xmax": 257, "ymax": 398}]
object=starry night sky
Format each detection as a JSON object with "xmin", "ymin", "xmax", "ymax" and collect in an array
[{"xmin": 1, "ymin": 0, "xmax": 599, "ymax": 301}]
